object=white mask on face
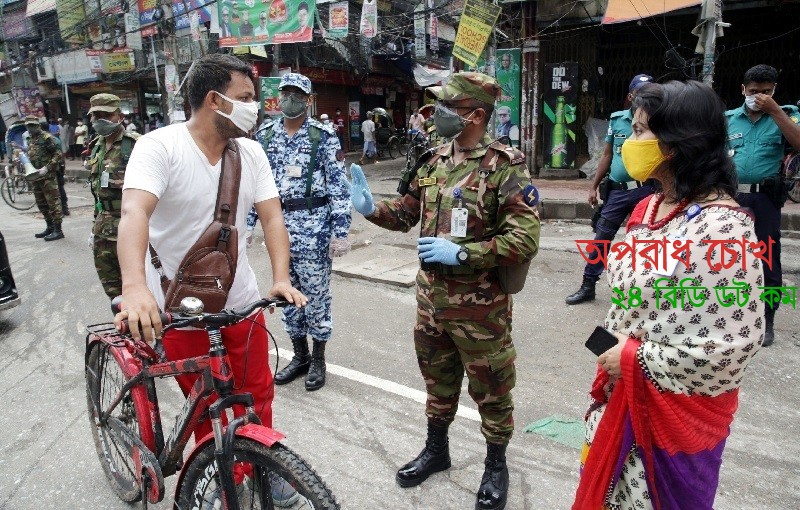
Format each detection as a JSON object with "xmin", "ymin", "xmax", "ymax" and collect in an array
[
  {"xmin": 214, "ymin": 91, "xmax": 259, "ymax": 132},
  {"xmin": 744, "ymin": 94, "xmax": 760, "ymax": 111}
]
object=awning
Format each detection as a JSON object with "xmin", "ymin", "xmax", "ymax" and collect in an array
[
  {"xmin": 602, "ymin": 0, "xmax": 701, "ymax": 24},
  {"xmin": 26, "ymin": 0, "xmax": 56, "ymax": 16}
]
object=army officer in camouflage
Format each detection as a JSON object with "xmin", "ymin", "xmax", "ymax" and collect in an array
[
  {"xmin": 87, "ymin": 93, "xmax": 141, "ymax": 300},
  {"xmin": 350, "ymin": 72, "xmax": 540, "ymax": 510},
  {"xmin": 25, "ymin": 115, "xmax": 65, "ymax": 241}
]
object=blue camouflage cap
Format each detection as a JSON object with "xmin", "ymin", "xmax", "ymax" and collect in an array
[{"xmin": 279, "ymin": 73, "xmax": 312, "ymax": 95}]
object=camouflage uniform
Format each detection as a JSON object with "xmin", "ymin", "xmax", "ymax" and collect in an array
[
  {"xmin": 27, "ymin": 126, "xmax": 63, "ymax": 225},
  {"xmin": 368, "ymin": 133, "xmax": 540, "ymax": 443}
]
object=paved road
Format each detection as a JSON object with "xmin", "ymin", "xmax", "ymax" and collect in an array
[{"xmin": 0, "ymin": 184, "xmax": 798, "ymax": 509}]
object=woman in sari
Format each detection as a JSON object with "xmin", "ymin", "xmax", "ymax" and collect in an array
[{"xmin": 573, "ymin": 80, "xmax": 765, "ymax": 509}]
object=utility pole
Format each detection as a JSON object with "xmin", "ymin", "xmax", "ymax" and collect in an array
[{"xmin": 698, "ymin": 0, "xmax": 728, "ymax": 86}]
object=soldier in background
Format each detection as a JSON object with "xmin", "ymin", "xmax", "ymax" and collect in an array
[
  {"xmin": 350, "ymin": 72, "xmax": 540, "ymax": 510},
  {"xmin": 26, "ymin": 116, "xmax": 65, "ymax": 241},
  {"xmin": 87, "ymin": 94, "xmax": 141, "ymax": 300}
]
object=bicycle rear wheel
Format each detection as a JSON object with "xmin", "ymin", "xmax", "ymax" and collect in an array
[
  {"xmin": 178, "ymin": 438, "xmax": 340, "ymax": 509},
  {"xmin": 1, "ymin": 175, "xmax": 36, "ymax": 210},
  {"xmin": 388, "ymin": 137, "xmax": 400, "ymax": 160},
  {"xmin": 398, "ymin": 137, "xmax": 409, "ymax": 157},
  {"xmin": 85, "ymin": 341, "xmax": 144, "ymax": 503},
  {"xmin": 784, "ymin": 153, "xmax": 800, "ymax": 204}
]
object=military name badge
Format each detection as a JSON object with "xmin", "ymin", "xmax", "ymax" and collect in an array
[
  {"xmin": 286, "ymin": 165, "xmax": 302, "ymax": 178},
  {"xmin": 523, "ymin": 184, "xmax": 539, "ymax": 207},
  {"xmin": 418, "ymin": 177, "xmax": 437, "ymax": 187},
  {"xmin": 100, "ymin": 171, "xmax": 110, "ymax": 188}
]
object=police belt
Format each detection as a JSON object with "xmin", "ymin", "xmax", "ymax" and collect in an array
[
  {"xmin": 608, "ymin": 180, "xmax": 643, "ymax": 191},
  {"xmin": 737, "ymin": 183, "xmax": 763, "ymax": 193},
  {"xmin": 282, "ymin": 196, "xmax": 329, "ymax": 212},
  {"xmin": 420, "ymin": 261, "xmax": 475, "ymax": 276},
  {"xmin": 100, "ymin": 199, "xmax": 123, "ymax": 212}
]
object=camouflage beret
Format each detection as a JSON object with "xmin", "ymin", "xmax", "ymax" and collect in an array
[
  {"xmin": 426, "ymin": 72, "xmax": 501, "ymax": 106},
  {"xmin": 88, "ymin": 93, "xmax": 121, "ymax": 114},
  {"xmin": 279, "ymin": 73, "xmax": 312, "ymax": 95}
]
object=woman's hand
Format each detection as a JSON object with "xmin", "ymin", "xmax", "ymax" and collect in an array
[{"xmin": 597, "ymin": 332, "xmax": 630, "ymax": 380}]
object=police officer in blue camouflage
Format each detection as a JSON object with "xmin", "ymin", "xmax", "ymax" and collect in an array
[
  {"xmin": 565, "ymin": 74, "xmax": 655, "ymax": 304},
  {"xmin": 726, "ymin": 64, "xmax": 800, "ymax": 347},
  {"xmin": 246, "ymin": 72, "xmax": 352, "ymax": 390}
]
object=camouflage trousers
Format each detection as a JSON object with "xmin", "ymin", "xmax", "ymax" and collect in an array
[
  {"xmin": 93, "ymin": 235, "xmax": 121, "ymax": 300},
  {"xmin": 32, "ymin": 174, "xmax": 63, "ymax": 224},
  {"xmin": 414, "ymin": 306, "xmax": 517, "ymax": 444}
]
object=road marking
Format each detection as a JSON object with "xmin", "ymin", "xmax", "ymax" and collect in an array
[{"xmin": 273, "ymin": 347, "xmax": 481, "ymax": 422}]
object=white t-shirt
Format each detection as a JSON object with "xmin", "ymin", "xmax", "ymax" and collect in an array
[
  {"xmin": 409, "ymin": 113, "xmax": 424, "ymax": 131},
  {"xmin": 361, "ymin": 119, "xmax": 376, "ymax": 142},
  {"xmin": 123, "ymin": 123, "xmax": 279, "ymax": 309}
]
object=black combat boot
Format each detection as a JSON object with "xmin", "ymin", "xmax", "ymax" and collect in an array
[
  {"xmin": 763, "ymin": 307, "xmax": 775, "ymax": 347},
  {"xmin": 62, "ymin": 206, "xmax": 71, "ymax": 216},
  {"xmin": 396, "ymin": 421, "xmax": 451, "ymax": 488},
  {"xmin": 275, "ymin": 337, "xmax": 310, "ymax": 384},
  {"xmin": 44, "ymin": 223, "xmax": 64, "ymax": 241},
  {"xmin": 475, "ymin": 442, "xmax": 509, "ymax": 510},
  {"xmin": 565, "ymin": 276, "xmax": 596, "ymax": 305},
  {"xmin": 35, "ymin": 221, "xmax": 53, "ymax": 239},
  {"xmin": 305, "ymin": 340, "xmax": 327, "ymax": 391}
]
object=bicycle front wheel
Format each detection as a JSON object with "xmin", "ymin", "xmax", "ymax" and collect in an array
[
  {"xmin": 1, "ymin": 175, "xmax": 36, "ymax": 210},
  {"xmin": 178, "ymin": 438, "xmax": 340, "ymax": 509},
  {"xmin": 388, "ymin": 137, "xmax": 400, "ymax": 160},
  {"xmin": 85, "ymin": 341, "xmax": 144, "ymax": 503}
]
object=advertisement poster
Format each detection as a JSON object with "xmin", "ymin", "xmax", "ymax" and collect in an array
[
  {"xmin": 260, "ymin": 77, "xmax": 282, "ymax": 118},
  {"xmin": 218, "ymin": 0, "xmax": 315, "ymax": 47},
  {"xmin": 328, "ymin": 1, "xmax": 349, "ymax": 39},
  {"xmin": 495, "ymin": 49, "xmax": 520, "ymax": 147},
  {"xmin": 414, "ymin": 3, "xmax": 425, "ymax": 58},
  {"xmin": 430, "ymin": 14, "xmax": 439, "ymax": 53},
  {"xmin": 103, "ymin": 51, "xmax": 136, "ymax": 73},
  {"xmin": 452, "ymin": 0, "xmax": 500, "ymax": 67},
  {"xmin": 11, "ymin": 88, "xmax": 46, "ymax": 119},
  {"xmin": 349, "ymin": 101, "xmax": 361, "ymax": 145},
  {"xmin": 57, "ymin": 0, "xmax": 87, "ymax": 44},
  {"xmin": 126, "ymin": 4, "xmax": 143, "ymax": 50},
  {"xmin": 360, "ymin": 0, "xmax": 378, "ymax": 38},
  {"xmin": 138, "ymin": 0, "xmax": 213, "ymax": 37},
  {"xmin": 542, "ymin": 62, "xmax": 579, "ymax": 170}
]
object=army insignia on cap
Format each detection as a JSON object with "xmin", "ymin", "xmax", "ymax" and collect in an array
[{"xmin": 523, "ymin": 184, "xmax": 539, "ymax": 206}]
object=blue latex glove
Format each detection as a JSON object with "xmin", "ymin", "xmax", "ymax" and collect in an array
[
  {"xmin": 417, "ymin": 237, "xmax": 461, "ymax": 266},
  {"xmin": 349, "ymin": 163, "xmax": 376, "ymax": 216}
]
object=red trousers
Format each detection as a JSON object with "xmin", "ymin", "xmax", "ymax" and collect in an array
[{"xmin": 161, "ymin": 311, "xmax": 274, "ymax": 442}]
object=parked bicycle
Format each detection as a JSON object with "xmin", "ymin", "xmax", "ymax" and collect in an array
[
  {"xmin": 404, "ymin": 130, "xmax": 431, "ymax": 173},
  {"xmin": 783, "ymin": 151, "xmax": 800, "ymax": 204},
  {"xmin": 85, "ymin": 296, "xmax": 339, "ymax": 509},
  {"xmin": 1, "ymin": 152, "xmax": 36, "ymax": 211}
]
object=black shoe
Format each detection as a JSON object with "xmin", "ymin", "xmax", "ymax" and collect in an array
[
  {"xmin": 396, "ymin": 421, "xmax": 451, "ymax": 488},
  {"xmin": 35, "ymin": 223, "xmax": 54, "ymax": 239},
  {"xmin": 274, "ymin": 337, "xmax": 310, "ymax": 385},
  {"xmin": 44, "ymin": 226, "xmax": 64, "ymax": 241},
  {"xmin": 62, "ymin": 208, "xmax": 70, "ymax": 216},
  {"xmin": 305, "ymin": 340, "xmax": 327, "ymax": 391},
  {"xmin": 565, "ymin": 277, "xmax": 596, "ymax": 305},
  {"xmin": 475, "ymin": 443, "xmax": 509, "ymax": 510},
  {"xmin": 763, "ymin": 307, "xmax": 775, "ymax": 347}
]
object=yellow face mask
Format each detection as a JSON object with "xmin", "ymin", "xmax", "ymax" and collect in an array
[{"xmin": 621, "ymin": 138, "xmax": 667, "ymax": 182}]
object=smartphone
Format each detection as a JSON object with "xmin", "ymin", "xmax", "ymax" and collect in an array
[{"xmin": 585, "ymin": 326, "xmax": 619, "ymax": 357}]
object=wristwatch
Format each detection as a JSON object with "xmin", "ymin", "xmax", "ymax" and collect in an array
[{"xmin": 456, "ymin": 246, "xmax": 469, "ymax": 265}]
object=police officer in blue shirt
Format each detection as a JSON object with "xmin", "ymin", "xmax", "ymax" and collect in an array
[
  {"xmin": 246, "ymin": 73, "xmax": 352, "ymax": 387},
  {"xmin": 566, "ymin": 74, "xmax": 656, "ymax": 305},
  {"xmin": 726, "ymin": 64, "xmax": 800, "ymax": 346}
]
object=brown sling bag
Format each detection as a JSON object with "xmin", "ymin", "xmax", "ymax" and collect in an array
[{"xmin": 149, "ymin": 140, "xmax": 242, "ymax": 312}]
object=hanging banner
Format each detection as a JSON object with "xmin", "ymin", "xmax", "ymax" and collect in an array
[
  {"xmin": 429, "ymin": 15, "xmax": 439, "ymax": 53},
  {"xmin": 11, "ymin": 88, "xmax": 46, "ymax": 119},
  {"xmin": 414, "ymin": 3, "xmax": 425, "ymax": 58},
  {"xmin": 2, "ymin": 10, "xmax": 32, "ymax": 40},
  {"xmin": 452, "ymin": 0, "xmax": 501, "ymax": 67},
  {"xmin": 360, "ymin": 0, "xmax": 378, "ymax": 38},
  {"xmin": 218, "ymin": 0, "xmax": 315, "ymax": 47},
  {"xmin": 57, "ymin": 0, "xmax": 87, "ymax": 44},
  {"xmin": 138, "ymin": 0, "xmax": 213, "ymax": 37},
  {"xmin": 349, "ymin": 101, "xmax": 361, "ymax": 146},
  {"xmin": 543, "ymin": 62, "xmax": 579, "ymax": 170},
  {"xmin": 165, "ymin": 64, "xmax": 179, "ymax": 94},
  {"xmin": 84, "ymin": 0, "xmax": 128, "ymax": 51},
  {"xmin": 102, "ymin": 51, "xmax": 135, "ymax": 73},
  {"xmin": 190, "ymin": 11, "xmax": 201, "ymax": 41},
  {"xmin": 328, "ymin": 1, "xmax": 349, "ymax": 39},
  {"xmin": 260, "ymin": 77, "xmax": 283, "ymax": 118},
  {"xmin": 495, "ymin": 49, "xmax": 521, "ymax": 147},
  {"xmin": 126, "ymin": 4, "xmax": 143, "ymax": 50}
]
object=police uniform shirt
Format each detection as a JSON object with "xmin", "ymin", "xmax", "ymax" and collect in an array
[
  {"xmin": 605, "ymin": 109, "xmax": 636, "ymax": 184},
  {"xmin": 726, "ymin": 103, "xmax": 800, "ymax": 184}
]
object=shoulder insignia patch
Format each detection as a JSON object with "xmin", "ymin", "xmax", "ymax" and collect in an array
[{"xmin": 523, "ymin": 184, "xmax": 539, "ymax": 207}]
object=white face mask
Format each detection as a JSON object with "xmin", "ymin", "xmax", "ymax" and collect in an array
[
  {"xmin": 214, "ymin": 91, "xmax": 259, "ymax": 133},
  {"xmin": 744, "ymin": 94, "xmax": 760, "ymax": 111}
]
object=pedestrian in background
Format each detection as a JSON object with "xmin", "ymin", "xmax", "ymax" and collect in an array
[
  {"xmin": 359, "ymin": 110, "xmax": 378, "ymax": 164},
  {"xmin": 86, "ymin": 94, "xmax": 141, "ymax": 300},
  {"xmin": 73, "ymin": 120, "xmax": 87, "ymax": 160},
  {"xmin": 47, "ymin": 119, "xmax": 70, "ymax": 216},
  {"xmin": 565, "ymin": 74, "xmax": 655, "ymax": 305},
  {"xmin": 25, "ymin": 116, "xmax": 64, "ymax": 241},
  {"xmin": 726, "ymin": 64, "xmax": 800, "ymax": 346},
  {"xmin": 248, "ymin": 72, "xmax": 352, "ymax": 391},
  {"xmin": 334, "ymin": 107, "xmax": 346, "ymax": 151},
  {"xmin": 350, "ymin": 72, "xmax": 540, "ymax": 510}
]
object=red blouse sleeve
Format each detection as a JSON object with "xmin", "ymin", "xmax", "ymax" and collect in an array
[{"xmin": 626, "ymin": 194, "xmax": 655, "ymax": 232}]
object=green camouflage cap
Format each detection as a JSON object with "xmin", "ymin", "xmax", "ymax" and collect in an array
[
  {"xmin": 24, "ymin": 115, "xmax": 41, "ymax": 125},
  {"xmin": 88, "ymin": 93, "xmax": 121, "ymax": 114},
  {"xmin": 426, "ymin": 72, "xmax": 501, "ymax": 105}
]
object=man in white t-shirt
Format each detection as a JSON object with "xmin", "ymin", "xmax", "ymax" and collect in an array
[
  {"xmin": 408, "ymin": 108, "xmax": 425, "ymax": 136},
  {"xmin": 116, "ymin": 54, "xmax": 306, "ymax": 506},
  {"xmin": 359, "ymin": 110, "xmax": 378, "ymax": 164}
]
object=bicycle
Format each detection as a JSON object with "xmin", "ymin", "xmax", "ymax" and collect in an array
[
  {"xmin": 404, "ymin": 131, "xmax": 431, "ymax": 173},
  {"xmin": 85, "ymin": 296, "xmax": 340, "ymax": 509},
  {"xmin": 1, "ymin": 156, "xmax": 36, "ymax": 211},
  {"xmin": 387, "ymin": 128, "xmax": 408, "ymax": 160},
  {"xmin": 782, "ymin": 152, "xmax": 800, "ymax": 204}
]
